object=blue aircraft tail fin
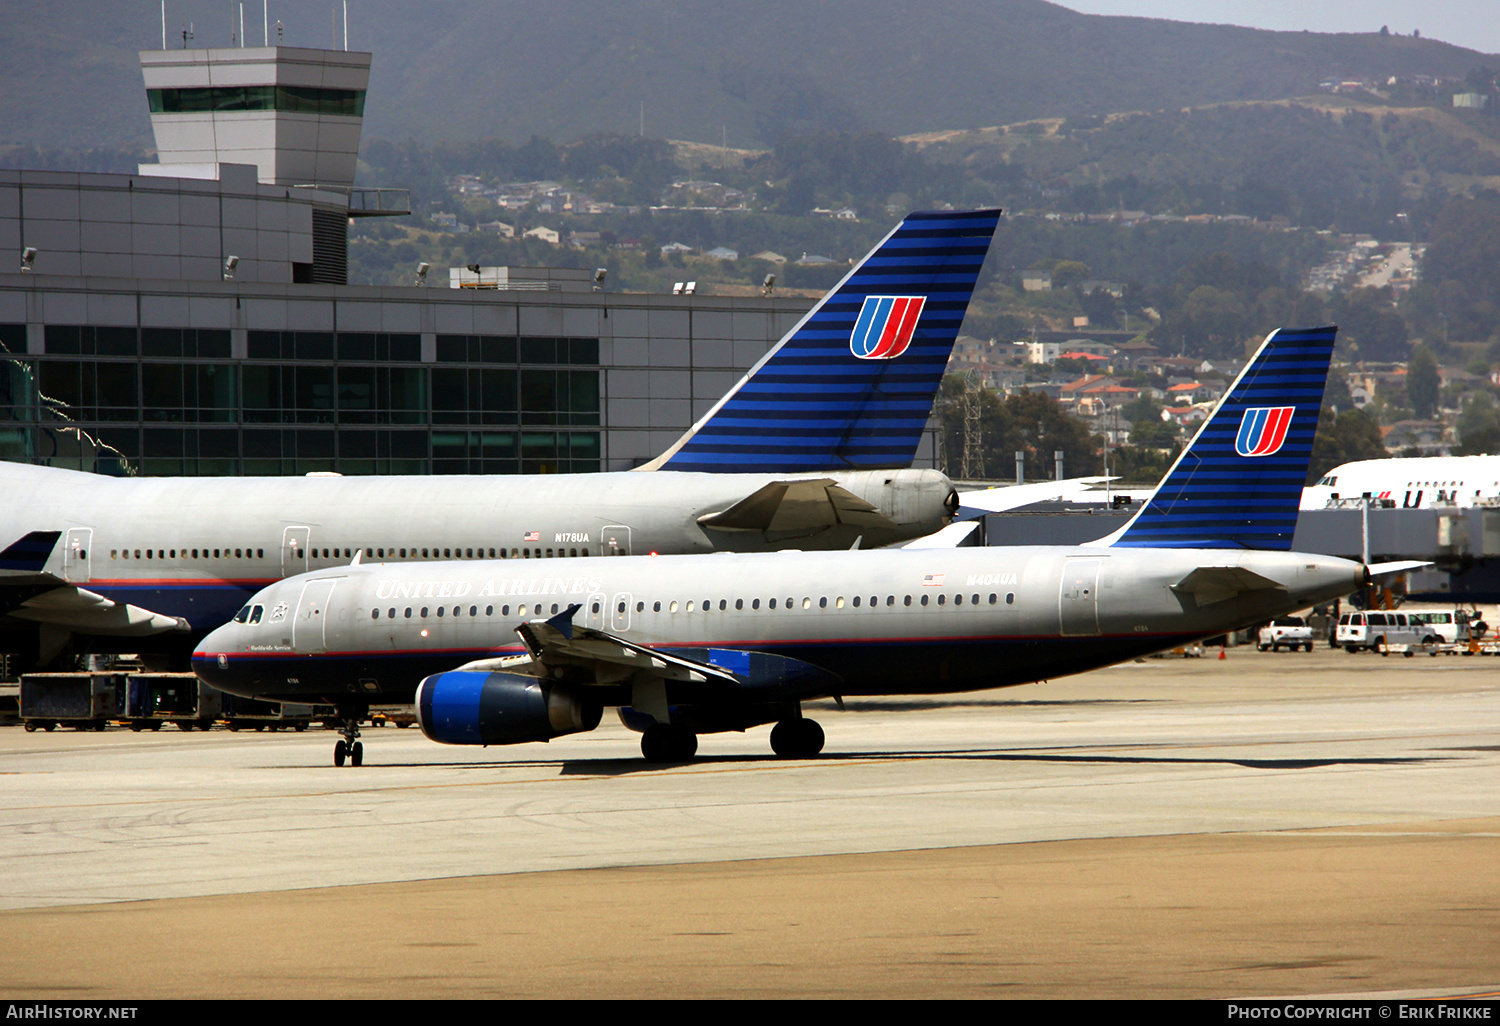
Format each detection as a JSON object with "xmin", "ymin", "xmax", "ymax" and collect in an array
[
  {"xmin": 642, "ymin": 208, "xmax": 1002, "ymax": 473},
  {"xmin": 0, "ymin": 530, "xmax": 61, "ymax": 573},
  {"xmin": 1101, "ymin": 325, "xmax": 1337, "ymax": 550}
]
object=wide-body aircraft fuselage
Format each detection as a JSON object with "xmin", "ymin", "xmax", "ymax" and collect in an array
[{"xmin": 1, "ymin": 462, "xmax": 953, "ymax": 646}]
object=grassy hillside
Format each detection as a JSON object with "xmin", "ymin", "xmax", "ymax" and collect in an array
[{"xmin": 2, "ymin": 0, "xmax": 1494, "ymax": 151}]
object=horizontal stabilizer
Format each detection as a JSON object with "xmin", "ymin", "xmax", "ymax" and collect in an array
[
  {"xmin": 1366, "ymin": 560, "xmax": 1433, "ymax": 578},
  {"xmin": 697, "ymin": 478, "xmax": 894, "ymax": 534},
  {"xmin": 10, "ymin": 586, "xmax": 191, "ymax": 636},
  {"xmin": 1171, "ymin": 566, "xmax": 1285, "ymax": 607},
  {"xmin": 955, "ymin": 477, "xmax": 1115, "ymax": 518},
  {"xmin": 900, "ymin": 522, "xmax": 979, "ymax": 548}
]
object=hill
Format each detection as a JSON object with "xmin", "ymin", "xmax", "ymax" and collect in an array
[{"xmin": 2, "ymin": 0, "xmax": 1494, "ymax": 151}]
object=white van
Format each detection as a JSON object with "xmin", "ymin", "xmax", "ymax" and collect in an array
[
  {"xmin": 1402, "ymin": 609, "xmax": 1470, "ymax": 645},
  {"xmin": 1336, "ymin": 611, "xmax": 1427, "ymax": 653}
]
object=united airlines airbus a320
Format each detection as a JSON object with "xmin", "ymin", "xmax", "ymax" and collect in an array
[
  {"xmin": 196, "ymin": 326, "xmax": 1408, "ymax": 767},
  {"xmin": 0, "ymin": 209, "xmax": 1016, "ymax": 672}
]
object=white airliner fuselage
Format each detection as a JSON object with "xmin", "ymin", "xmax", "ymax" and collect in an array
[{"xmin": 1303, "ymin": 455, "xmax": 1500, "ymax": 510}]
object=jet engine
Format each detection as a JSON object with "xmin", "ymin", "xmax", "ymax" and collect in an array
[{"xmin": 414, "ymin": 671, "xmax": 602, "ymax": 746}]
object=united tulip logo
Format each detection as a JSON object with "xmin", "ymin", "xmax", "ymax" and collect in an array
[
  {"xmin": 849, "ymin": 296, "xmax": 925, "ymax": 359},
  {"xmin": 1235, "ymin": 407, "xmax": 1294, "ymax": 457}
]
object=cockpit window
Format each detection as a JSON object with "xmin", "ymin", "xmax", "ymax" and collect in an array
[{"xmin": 232, "ymin": 604, "xmax": 265, "ymax": 625}]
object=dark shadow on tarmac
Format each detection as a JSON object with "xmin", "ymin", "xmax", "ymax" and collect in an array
[
  {"xmin": 806, "ymin": 698, "xmax": 1164, "ymax": 712},
  {"xmin": 270, "ymin": 745, "xmax": 1452, "ymax": 776}
]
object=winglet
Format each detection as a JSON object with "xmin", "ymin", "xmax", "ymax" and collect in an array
[
  {"xmin": 1097, "ymin": 326, "xmax": 1337, "ymax": 551},
  {"xmin": 546, "ymin": 602, "xmax": 582, "ymax": 640},
  {"xmin": 642, "ymin": 208, "xmax": 1003, "ymax": 473},
  {"xmin": 0, "ymin": 530, "xmax": 61, "ymax": 573}
]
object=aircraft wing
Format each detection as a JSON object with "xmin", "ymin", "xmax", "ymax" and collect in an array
[
  {"xmin": 453, "ymin": 603, "xmax": 740, "ymax": 692},
  {"xmin": 0, "ymin": 531, "xmax": 190, "ymax": 638},
  {"xmin": 955, "ymin": 477, "xmax": 1118, "ymax": 519},
  {"xmin": 697, "ymin": 478, "xmax": 895, "ymax": 535},
  {"xmin": 10, "ymin": 586, "xmax": 191, "ymax": 636}
]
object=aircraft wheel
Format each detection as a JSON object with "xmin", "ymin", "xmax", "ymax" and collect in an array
[
  {"xmin": 641, "ymin": 723, "xmax": 696, "ymax": 763},
  {"xmin": 770, "ymin": 718, "xmax": 824, "ymax": 758},
  {"xmin": 334, "ymin": 740, "xmax": 347, "ymax": 767},
  {"xmin": 351, "ymin": 741, "xmax": 364, "ymax": 767}
]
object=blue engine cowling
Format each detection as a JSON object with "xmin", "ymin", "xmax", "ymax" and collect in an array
[{"xmin": 415, "ymin": 671, "xmax": 602, "ymax": 746}]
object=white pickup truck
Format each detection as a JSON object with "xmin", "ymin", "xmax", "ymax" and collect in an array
[{"xmin": 1257, "ymin": 616, "xmax": 1315, "ymax": 652}]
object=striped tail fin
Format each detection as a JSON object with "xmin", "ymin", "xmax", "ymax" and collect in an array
[
  {"xmin": 1100, "ymin": 325, "xmax": 1338, "ymax": 550},
  {"xmin": 642, "ymin": 208, "xmax": 1002, "ymax": 473}
]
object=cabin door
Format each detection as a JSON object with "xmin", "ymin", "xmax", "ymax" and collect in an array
[
  {"xmin": 600, "ymin": 526, "xmax": 631, "ymax": 556},
  {"xmin": 1059, "ymin": 559, "xmax": 1102, "ymax": 637},
  {"xmin": 293, "ymin": 578, "xmax": 338, "ymax": 654}
]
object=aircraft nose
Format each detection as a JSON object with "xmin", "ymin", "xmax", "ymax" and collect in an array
[{"xmin": 191, "ymin": 625, "xmax": 235, "ymax": 684}]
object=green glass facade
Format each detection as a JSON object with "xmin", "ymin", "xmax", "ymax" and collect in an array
[{"xmin": 0, "ymin": 325, "xmax": 600, "ymax": 477}]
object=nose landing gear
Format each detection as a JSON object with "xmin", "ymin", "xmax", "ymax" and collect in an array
[{"xmin": 333, "ymin": 708, "xmax": 365, "ymax": 766}]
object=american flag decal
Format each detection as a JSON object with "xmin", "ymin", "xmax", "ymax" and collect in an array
[
  {"xmin": 922, "ymin": 573, "xmax": 945, "ymax": 587},
  {"xmin": 522, "ymin": 531, "xmax": 540, "ymax": 542}
]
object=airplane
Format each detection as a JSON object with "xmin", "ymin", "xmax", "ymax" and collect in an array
[
  {"xmin": 0, "ymin": 208, "xmax": 1006, "ymax": 673},
  {"xmin": 194, "ymin": 325, "xmax": 1410, "ymax": 767},
  {"xmin": 1302, "ymin": 454, "xmax": 1500, "ymax": 511}
]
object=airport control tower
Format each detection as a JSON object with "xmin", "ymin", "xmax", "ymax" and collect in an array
[{"xmin": 138, "ymin": 45, "xmax": 371, "ymax": 189}]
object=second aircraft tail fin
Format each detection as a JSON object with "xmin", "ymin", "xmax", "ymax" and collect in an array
[
  {"xmin": 642, "ymin": 208, "xmax": 1002, "ymax": 473},
  {"xmin": 1099, "ymin": 325, "xmax": 1338, "ymax": 551}
]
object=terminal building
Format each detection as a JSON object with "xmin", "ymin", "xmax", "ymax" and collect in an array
[{"xmin": 0, "ymin": 43, "xmax": 823, "ymax": 477}]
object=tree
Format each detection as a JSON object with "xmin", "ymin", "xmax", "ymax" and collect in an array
[
  {"xmin": 1406, "ymin": 346, "xmax": 1440, "ymax": 420},
  {"xmin": 1307, "ymin": 408, "xmax": 1387, "ymax": 483}
]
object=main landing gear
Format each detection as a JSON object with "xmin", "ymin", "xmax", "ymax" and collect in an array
[
  {"xmin": 640, "ymin": 723, "xmax": 697, "ymax": 763},
  {"xmin": 333, "ymin": 712, "xmax": 364, "ymax": 767},
  {"xmin": 769, "ymin": 718, "xmax": 824, "ymax": 759},
  {"xmin": 637, "ymin": 717, "xmax": 827, "ymax": 762}
]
